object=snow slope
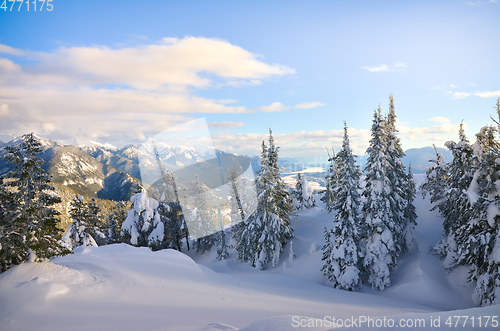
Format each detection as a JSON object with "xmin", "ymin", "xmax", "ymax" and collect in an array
[{"xmin": 0, "ymin": 178, "xmax": 498, "ymax": 330}]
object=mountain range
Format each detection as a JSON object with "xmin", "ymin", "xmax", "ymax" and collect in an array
[
  {"xmin": 0, "ymin": 135, "xmax": 141, "ymax": 202},
  {"xmin": 0, "ymin": 135, "xmax": 453, "ymax": 204}
]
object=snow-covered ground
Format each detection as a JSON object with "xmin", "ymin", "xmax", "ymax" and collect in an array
[{"xmin": 1, "ymin": 178, "xmax": 499, "ymax": 330}]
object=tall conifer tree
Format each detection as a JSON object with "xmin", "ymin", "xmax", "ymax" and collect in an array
[
  {"xmin": 362, "ymin": 107, "xmax": 397, "ymax": 290},
  {"xmin": 322, "ymin": 122, "xmax": 363, "ymax": 290},
  {"xmin": 0, "ymin": 133, "xmax": 68, "ymax": 271},
  {"xmin": 385, "ymin": 95, "xmax": 410, "ymax": 253},
  {"xmin": 235, "ymin": 129, "xmax": 293, "ymax": 269}
]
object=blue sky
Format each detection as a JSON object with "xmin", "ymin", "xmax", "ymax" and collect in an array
[{"xmin": 0, "ymin": 0, "xmax": 498, "ymax": 162}]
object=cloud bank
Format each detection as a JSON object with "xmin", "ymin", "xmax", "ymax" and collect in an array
[{"xmin": 0, "ymin": 37, "xmax": 298, "ymax": 143}]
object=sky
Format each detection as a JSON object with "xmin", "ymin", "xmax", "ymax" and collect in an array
[{"xmin": 0, "ymin": 0, "xmax": 499, "ymax": 163}]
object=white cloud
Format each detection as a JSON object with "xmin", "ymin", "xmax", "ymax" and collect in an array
[
  {"xmin": 0, "ymin": 37, "xmax": 298, "ymax": 142},
  {"xmin": 225, "ymin": 80, "xmax": 262, "ymax": 87},
  {"xmin": 428, "ymin": 116, "xmax": 450, "ymax": 123},
  {"xmin": 361, "ymin": 64, "xmax": 390, "ymax": 73},
  {"xmin": 42, "ymin": 123, "xmax": 57, "ymax": 133},
  {"xmin": 208, "ymin": 121, "xmax": 245, "ymax": 130},
  {"xmin": 0, "ymin": 58, "xmax": 21, "ymax": 74},
  {"xmin": 361, "ymin": 62, "xmax": 407, "ymax": 73},
  {"xmin": 0, "ymin": 44, "xmax": 25, "ymax": 56},
  {"xmin": 444, "ymin": 89, "xmax": 500, "ymax": 99},
  {"xmin": 466, "ymin": 0, "xmax": 497, "ymax": 5},
  {"xmin": 254, "ymin": 102, "xmax": 291, "ymax": 112},
  {"xmin": 13, "ymin": 37, "xmax": 294, "ymax": 90},
  {"xmin": 446, "ymin": 91, "xmax": 472, "ymax": 99},
  {"xmin": 450, "ymin": 84, "xmax": 457, "ymax": 88},
  {"xmin": 0, "ymin": 103, "xmax": 9, "ymax": 116},
  {"xmin": 294, "ymin": 101, "xmax": 326, "ymax": 109},
  {"xmin": 475, "ymin": 90, "xmax": 500, "ymax": 98}
]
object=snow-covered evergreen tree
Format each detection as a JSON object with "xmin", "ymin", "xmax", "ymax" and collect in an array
[
  {"xmin": 158, "ymin": 201, "xmax": 187, "ymax": 252},
  {"xmin": 292, "ymin": 173, "xmax": 316, "ymax": 210},
  {"xmin": 322, "ymin": 122, "xmax": 363, "ymax": 290},
  {"xmin": 62, "ymin": 196, "xmax": 98, "ymax": 249},
  {"xmin": 442, "ymin": 123, "xmax": 475, "ymax": 237},
  {"xmin": 235, "ymin": 129, "xmax": 293, "ymax": 269},
  {"xmin": 454, "ymin": 100, "xmax": 500, "ymax": 306},
  {"xmin": 321, "ymin": 227, "xmax": 334, "ymax": 273},
  {"xmin": 0, "ymin": 133, "xmax": 68, "ymax": 270},
  {"xmin": 455, "ymin": 126, "xmax": 499, "ymax": 306},
  {"xmin": 87, "ymin": 198, "xmax": 105, "ymax": 245},
  {"xmin": 120, "ymin": 192, "xmax": 163, "ymax": 248},
  {"xmin": 321, "ymin": 148, "xmax": 338, "ymax": 212},
  {"xmin": 421, "ymin": 144, "xmax": 449, "ymax": 209},
  {"xmin": 292, "ymin": 173, "xmax": 304, "ymax": 209},
  {"xmin": 104, "ymin": 212, "xmax": 119, "ymax": 245},
  {"xmin": 402, "ymin": 164, "xmax": 417, "ymax": 252},
  {"xmin": 362, "ymin": 107, "xmax": 397, "ymax": 291},
  {"xmin": 434, "ymin": 123, "xmax": 475, "ymax": 268},
  {"xmin": 0, "ymin": 175, "xmax": 24, "ymax": 272},
  {"xmin": 216, "ymin": 207, "xmax": 228, "ymax": 260},
  {"xmin": 384, "ymin": 95, "xmax": 410, "ymax": 253}
]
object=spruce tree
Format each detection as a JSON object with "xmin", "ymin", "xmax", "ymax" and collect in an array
[
  {"xmin": 216, "ymin": 207, "xmax": 229, "ymax": 260},
  {"xmin": 112, "ymin": 200, "xmax": 128, "ymax": 243},
  {"xmin": 421, "ymin": 144, "xmax": 449, "ymax": 209},
  {"xmin": 63, "ymin": 196, "xmax": 98, "ymax": 249},
  {"xmin": 455, "ymin": 127, "xmax": 499, "ymax": 306},
  {"xmin": 384, "ymin": 95, "xmax": 409, "ymax": 253},
  {"xmin": 120, "ymin": 192, "xmax": 163, "ymax": 247},
  {"xmin": 435, "ymin": 124, "xmax": 475, "ymax": 268},
  {"xmin": 362, "ymin": 107, "xmax": 397, "ymax": 290},
  {"xmin": 321, "ymin": 148, "xmax": 338, "ymax": 212},
  {"xmin": 158, "ymin": 201, "xmax": 186, "ymax": 252},
  {"xmin": 0, "ymin": 175, "xmax": 24, "ymax": 271},
  {"xmin": 0, "ymin": 133, "xmax": 68, "ymax": 270},
  {"xmin": 235, "ymin": 129, "xmax": 293, "ymax": 269},
  {"xmin": 87, "ymin": 198, "xmax": 104, "ymax": 245},
  {"xmin": 292, "ymin": 173, "xmax": 316, "ymax": 210},
  {"xmin": 105, "ymin": 212, "xmax": 119, "ymax": 245},
  {"xmin": 402, "ymin": 164, "xmax": 417, "ymax": 252},
  {"xmin": 442, "ymin": 123, "xmax": 474, "ymax": 236},
  {"xmin": 322, "ymin": 122, "xmax": 363, "ymax": 290},
  {"xmin": 292, "ymin": 173, "xmax": 304, "ymax": 209},
  {"xmin": 454, "ymin": 100, "xmax": 500, "ymax": 306}
]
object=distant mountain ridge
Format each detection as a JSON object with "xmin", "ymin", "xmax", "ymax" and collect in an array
[
  {"xmin": 81, "ymin": 143, "xmax": 142, "ymax": 179},
  {"xmin": 79, "ymin": 141, "xmax": 253, "ymax": 190},
  {"xmin": 0, "ymin": 135, "xmax": 142, "ymax": 202},
  {"xmin": 0, "ymin": 135, "xmax": 455, "ymax": 203}
]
